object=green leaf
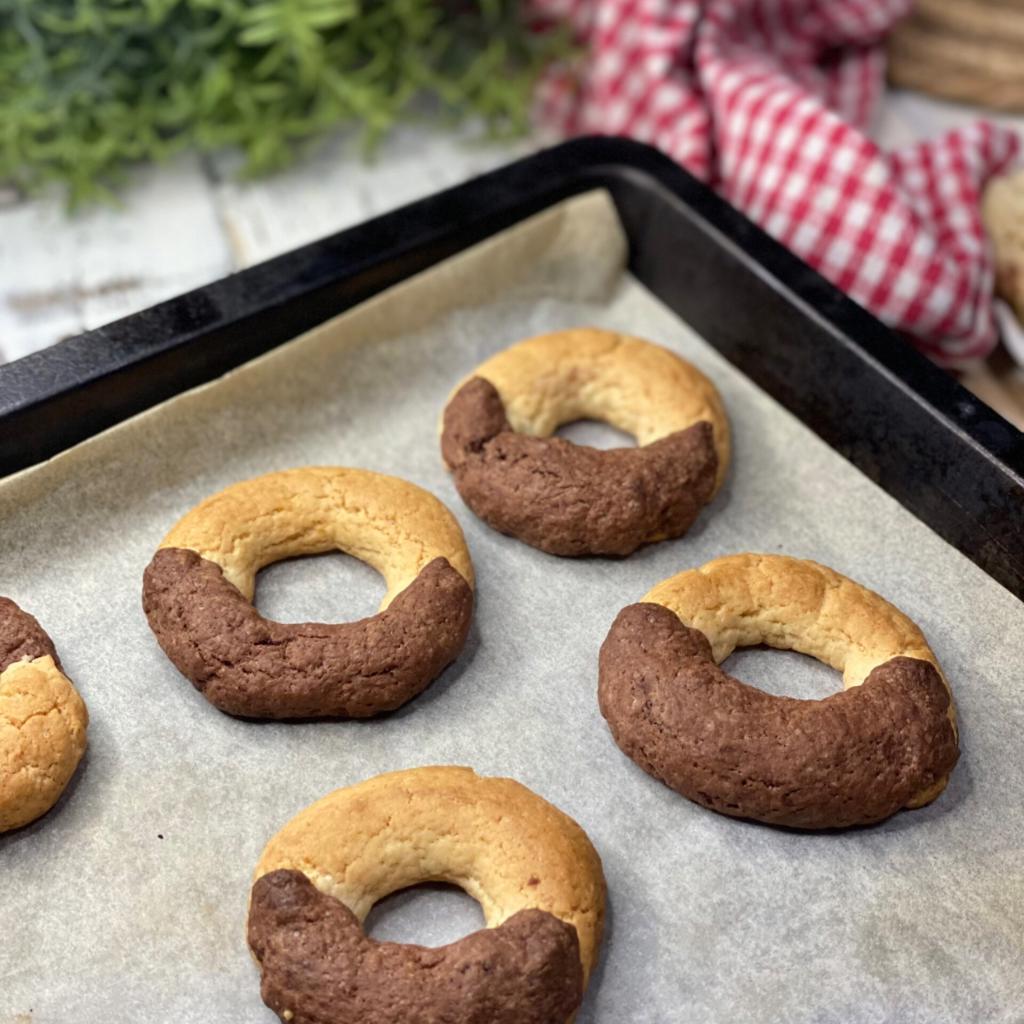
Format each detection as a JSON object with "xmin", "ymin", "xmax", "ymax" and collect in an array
[{"xmin": 0, "ymin": 0, "xmax": 569, "ymax": 207}]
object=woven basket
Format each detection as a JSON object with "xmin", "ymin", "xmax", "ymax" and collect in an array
[{"xmin": 888, "ymin": 0, "xmax": 1024, "ymax": 112}]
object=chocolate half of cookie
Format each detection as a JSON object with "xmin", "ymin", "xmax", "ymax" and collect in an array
[
  {"xmin": 599, "ymin": 603, "xmax": 959, "ymax": 829},
  {"xmin": 0, "ymin": 596, "xmax": 60, "ymax": 674},
  {"xmin": 441, "ymin": 377, "xmax": 718, "ymax": 557},
  {"xmin": 142, "ymin": 550, "xmax": 472, "ymax": 719},
  {"xmin": 248, "ymin": 870, "xmax": 584, "ymax": 1024}
]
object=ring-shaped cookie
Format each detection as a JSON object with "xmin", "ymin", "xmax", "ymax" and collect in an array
[
  {"xmin": 1, "ymin": 598, "xmax": 88, "ymax": 833},
  {"xmin": 142, "ymin": 468, "xmax": 474, "ymax": 719},
  {"xmin": 599, "ymin": 554, "xmax": 959, "ymax": 829},
  {"xmin": 441, "ymin": 328, "xmax": 730, "ymax": 556},
  {"xmin": 249, "ymin": 766, "xmax": 606, "ymax": 1024}
]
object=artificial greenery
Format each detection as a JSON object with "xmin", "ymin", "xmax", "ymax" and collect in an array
[{"xmin": 1, "ymin": 0, "xmax": 563, "ymax": 205}]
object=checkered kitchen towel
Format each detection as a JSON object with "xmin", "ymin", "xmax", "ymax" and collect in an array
[{"xmin": 528, "ymin": 0, "xmax": 1021, "ymax": 365}]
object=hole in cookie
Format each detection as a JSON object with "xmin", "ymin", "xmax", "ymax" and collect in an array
[
  {"xmin": 722, "ymin": 646, "xmax": 841, "ymax": 700},
  {"xmin": 555, "ymin": 419, "xmax": 636, "ymax": 449},
  {"xmin": 254, "ymin": 552, "xmax": 386, "ymax": 624},
  {"xmin": 365, "ymin": 882, "xmax": 485, "ymax": 947}
]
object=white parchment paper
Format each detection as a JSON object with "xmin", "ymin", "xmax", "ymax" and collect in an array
[{"xmin": 1, "ymin": 192, "xmax": 1022, "ymax": 1024}]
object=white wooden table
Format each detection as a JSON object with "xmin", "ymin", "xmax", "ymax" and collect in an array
[
  {"xmin": 1, "ymin": 93, "xmax": 1021, "ymax": 366},
  {"xmin": 0, "ymin": 125, "xmax": 530, "ymax": 363}
]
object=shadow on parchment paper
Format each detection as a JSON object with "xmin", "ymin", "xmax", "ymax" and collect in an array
[
  {"xmin": 554, "ymin": 420, "xmax": 636, "ymax": 450},
  {"xmin": 657, "ymin": 461, "xmax": 736, "ymax": 556},
  {"xmin": 635, "ymin": 454, "xmax": 735, "ymax": 556},
  {"xmin": 387, "ymin": 617, "xmax": 482, "ymax": 721},
  {"xmin": 0, "ymin": 746, "xmax": 91, "ymax": 851}
]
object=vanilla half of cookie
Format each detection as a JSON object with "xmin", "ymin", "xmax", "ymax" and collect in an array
[{"xmin": 0, "ymin": 597, "xmax": 88, "ymax": 833}]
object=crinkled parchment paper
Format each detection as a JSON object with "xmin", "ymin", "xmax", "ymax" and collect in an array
[{"xmin": 1, "ymin": 192, "xmax": 1022, "ymax": 1024}]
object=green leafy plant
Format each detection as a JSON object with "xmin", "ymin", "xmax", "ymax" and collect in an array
[{"xmin": 1, "ymin": 0, "xmax": 564, "ymax": 205}]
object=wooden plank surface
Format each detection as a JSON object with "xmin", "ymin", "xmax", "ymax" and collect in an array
[
  {"xmin": 0, "ymin": 127, "xmax": 528, "ymax": 363},
  {"xmin": 0, "ymin": 154, "xmax": 234, "ymax": 360}
]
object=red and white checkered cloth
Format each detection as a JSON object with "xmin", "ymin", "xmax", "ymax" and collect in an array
[{"xmin": 527, "ymin": 0, "xmax": 1021, "ymax": 365}]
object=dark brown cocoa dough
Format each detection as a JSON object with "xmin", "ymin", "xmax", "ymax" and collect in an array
[
  {"xmin": 441, "ymin": 377, "xmax": 718, "ymax": 557},
  {"xmin": 248, "ymin": 869, "xmax": 584, "ymax": 1024},
  {"xmin": 598, "ymin": 602, "xmax": 959, "ymax": 829},
  {"xmin": 0, "ymin": 597, "xmax": 60, "ymax": 674},
  {"xmin": 142, "ymin": 550, "xmax": 472, "ymax": 719}
]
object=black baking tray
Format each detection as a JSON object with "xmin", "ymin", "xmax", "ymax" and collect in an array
[{"xmin": 2, "ymin": 136, "xmax": 1022, "ymax": 596}]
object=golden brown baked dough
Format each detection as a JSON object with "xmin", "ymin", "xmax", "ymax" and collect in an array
[
  {"xmin": 143, "ymin": 468, "xmax": 475, "ymax": 719},
  {"xmin": 646, "ymin": 554, "xmax": 951, "ymax": 702},
  {"xmin": 600, "ymin": 555, "xmax": 959, "ymax": 828},
  {"xmin": 251, "ymin": 767, "xmax": 605, "ymax": 1023},
  {"xmin": 161, "ymin": 467, "xmax": 473, "ymax": 605},
  {"xmin": 441, "ymin": 328, "xmax": 731, "ymax": 556},
  {"xmin": 1, "ymin": 599, "xmax": 88, "ymax": 833}
]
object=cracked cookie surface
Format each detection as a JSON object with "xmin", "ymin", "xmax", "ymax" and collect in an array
[
  {"xmin": 142, "ymin": 468, "xmax": 474, "ymax": 719},
  {"xmin": 599, "ymin": 554, "xmax": 959, "ymax": 829},
  {"xmin": 249, "ymin": 870, "xmax": 583, "ymax": 1024},
  {"xmin": 251, "ymin": 766, "xmax": 605, "ymax": 1023},
  {"xmin": 440, "ymin": 328, "xmax": 729, "ymax": 557}
]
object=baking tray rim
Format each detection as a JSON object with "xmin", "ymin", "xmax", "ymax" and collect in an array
[{"xmin": 0, "ymin": 135, "xmax": 1020, "ymax": 598}]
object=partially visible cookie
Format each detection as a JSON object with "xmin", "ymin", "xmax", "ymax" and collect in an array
[
  {"xmin": 0, "ymin": 598, "xmax": 88, "ymax": 832},
  {"xmin": 983, "ymin": 169, "xmax": 1024, "ymax": 323}
]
